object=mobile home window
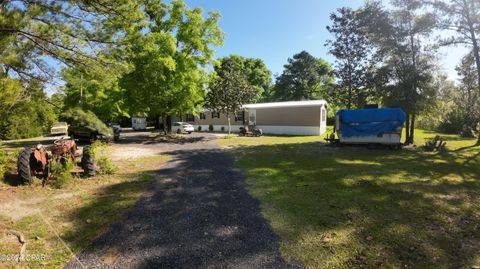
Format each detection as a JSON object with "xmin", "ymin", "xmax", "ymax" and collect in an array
[
  {"xmin": 212, "ymin": 111, "xmax": 220, "ymax": 118},
  {"xmin": 322, "ymin": 108, "xmax": 327, "ymax": 122},
  {"xmin": 200, "ymin": 112, "xmax": 206, "ymax": 120},
  {"xmin": 185, "ymin": 114, "xmax": 195, "ymax": 122},
  {"xmin": 234, "ymin": 111, "xmax": 244, "ymax": 122}
]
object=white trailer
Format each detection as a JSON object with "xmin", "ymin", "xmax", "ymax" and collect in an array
[{"xmin": 132, "ymin": 116, "xmax": 147, "ymax": 131}]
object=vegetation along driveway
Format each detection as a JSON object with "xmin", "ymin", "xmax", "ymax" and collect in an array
[{"xmin": 65, "ymin": 133, "xmax": 294, "ymax": 269}]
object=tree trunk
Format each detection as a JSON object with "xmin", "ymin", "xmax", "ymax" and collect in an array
[
  {"xmin": 471, "ymin": 39, "xmax": 480, "ymax": 144},
  {"xmin": 347, "ymin": 86, "xmax": 352, "ymax": 109},
  {"xmin": 405, "ymin": 112, "xmax": 411, "ymax": 145},
  {"xmin": 409, "ymin": 113, "xmax": 415, "ymax": 145},
  {"xmin": 166, "ymin": 115, "xmax": 172, "ymax": 133},
  {"xmin": 464, "ymin": 1, "xmax": 480, "ymax": 144},
  {"xmin": 227, "ymin": 112, "xmax": 231, "ymax": 135},
  {"xmin": 162, "ymin": 115, "xmax": 168, "ymax": 135},
  {"xmin": 154, "ymin": 114, "xmax": 160, "ymax": 130}
]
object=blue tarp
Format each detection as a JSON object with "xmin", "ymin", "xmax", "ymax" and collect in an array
[{"xmin": 337, "ymin": 108, "xmax": 406, "ymax": 138}]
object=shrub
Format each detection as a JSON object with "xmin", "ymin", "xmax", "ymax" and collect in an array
[
  {"xmin": 221, "ymin": 126, "xmax": 225, "ymax": 132},
  {"xmin": 198, "ymin": 126, "xmax": 202, "ymax": 132},
  {"xmin": 0, "ymin": 149, "xmax": 9, "ymax": 182},
  {"xmin": 208, "ymin": 124, "xmax": 214, "ymax": 131},
  {"xmin": 90, "ymin": 140, "xmax": 117, "ymax": 175},
  {"xmin": 50, "ymin": 158, "xmax": 74, "ymax": 188},
  {"xmin": 96, "ymin": 156, "xmax": 116, "ymax": 175},
  {"xmin": 0, "ymin": 149, "xmax": 19, "ymax": 182},
  {"xmin": 437, "ymin": 111, "xmax": 466, "ymax": 134}
]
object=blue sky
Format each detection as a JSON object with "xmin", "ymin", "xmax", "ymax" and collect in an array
[{"xmin": 186, "ymin": 0, "xmax": 468, "ymax": 81}]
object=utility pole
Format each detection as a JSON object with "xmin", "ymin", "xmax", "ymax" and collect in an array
[{"xmin": 80, "ymin": 73, "xmax": 83, "ymax": 107}]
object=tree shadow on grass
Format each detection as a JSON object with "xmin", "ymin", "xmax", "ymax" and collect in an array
[
  {"xmin": 224, "ymin": 142, "xmax": 480, "ymax": 268},
  {"xmin": 116, "ymin": 133, "xmax": 207, "ymax": 146},
  {"xmin": 61, "ymin": 171, "xmax": 158, "ymax": 252}
]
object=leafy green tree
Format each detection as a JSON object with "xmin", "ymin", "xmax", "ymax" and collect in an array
[
  {"xmin": 120, "ymin": 0, "xmax": 223, "ymax": 129},
  {"xmin": 62, "ymin": 63, "xmax": 129, "ymax": 123},
  {"xmin": 213, "ymin": 55, "xmax": 272, "ymax": 102},
  {"xmin": 206, "ymin": 57, "xmax": 259, "ymax": 134},
  {"xmin": 431, "ymin": 0, "xmax": 480, "ymax": 143},
  {"xmin": 359, "ymin": 0, "xmax": 437, "ymax": 144},
  {"xmin": 439, "ymin": 51, "xmax": 480, "ymax": 135},
  {"xmin": 48, "ymin": 92, "xmax": 66, "ymax": 119},
  {"xmin": 242, "ymin": 57, "xmax": 272, "ymax": 101},
  {"xmin": 0, "ymin": 75, "xmax": 22, "ymax": 120},
  {"xmin": 272, "ymin": 51, "xmax": 333, "ymax": 101},
  {"xmin": 0, "ymin": 0, "xmax": 143, "ymax": 83},
  {"xmin": 0, "ymin": 77, "xmax": 57, "ymax": 139},
  {"xmin": 0, "ymin": 0, "xmax": 142, "ymax": 138},
  {"xmin": 326, "ymin": 7, "xmax": 377, "ymax": 109},
  {"xmin": 415, "ymin": 73, "xmax": 455, "ymax": 132}
]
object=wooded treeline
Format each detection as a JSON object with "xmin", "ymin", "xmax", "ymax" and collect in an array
[{"xmin": 0, "ymin": 0, "xmax": 478, "ymax": 144}]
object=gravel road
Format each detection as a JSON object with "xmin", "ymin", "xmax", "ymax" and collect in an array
[{"xmin": 65, "ymin": 133, "xmax": 297, "ymax": 269}]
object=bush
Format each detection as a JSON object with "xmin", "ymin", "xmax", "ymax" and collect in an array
[
  {"xmin": 208, "ymin": 124, "xmax": 214, "ymax": 131},
  {"xmin": 0, "ymin": 149, "xmax": 19, "ymax": 182},
  {"xmin": 197, "ymin": 126, "xmax": 202, "ymax": 132},
  {"xmin": 90, "ymin": 140, "xmax": 117, "ymax": 175},
  {"xmin": 221, "ymin": 126, "xmax": 225, "ymax": 132},
  {"xmin": 50, "ymin": 158, "xmax": 74, "ymax": 188},
  {"xmin": 326, "ymin": 117, "xmax": 336, "ymax": 126},
  {"xmin": 96, "ymin": 156, "xmax": 116, "ymax": 175},
  {"xmin": 437, "ymin": 111, "xmax": 466, "ymax": 134}
]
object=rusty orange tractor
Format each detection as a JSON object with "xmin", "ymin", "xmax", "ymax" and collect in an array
[{"xmin": 17, "ymin": 138, "xmax": 95, "ymax": 185}]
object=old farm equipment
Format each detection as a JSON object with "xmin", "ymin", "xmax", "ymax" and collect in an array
[
  {"xmin": 17, "ymin": 138, "xmax": 95, "ymax": 185},
  {"xmin": 239, "ymin": 125, "xmax": 263, "ymax": 137}
]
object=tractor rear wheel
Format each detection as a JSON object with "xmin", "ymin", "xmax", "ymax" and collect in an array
[
  {"xmin": 81, "ymin": 146, "xmax": 95, "ymax": 177},
  {"xmin": 17, "ymin": 148, "xmax": 33, "ymax": 184}
]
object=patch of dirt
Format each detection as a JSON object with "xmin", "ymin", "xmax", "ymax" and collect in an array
[
  {"xmin": 108, "ymin": 145, "xmax": 161, "ymax": 161},
  {"xmin": 0, "ymin": 188, "xmax": 79, "ymax": 222},
  {"xmin": 101, "ymin": 247, "xmax": 120, "ymax": 265},
  {"xmin": 0, "ymin": 191, "xmax": 46, "ymax": 221}
]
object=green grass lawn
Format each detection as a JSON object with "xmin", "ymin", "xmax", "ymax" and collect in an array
[
  {"xmin": 219, "ymin": 129, "xmax": 480, "ymax": 269},
  {"xmin": 0, "ymin": 154, "xmax": 170, "ymax": 268}
]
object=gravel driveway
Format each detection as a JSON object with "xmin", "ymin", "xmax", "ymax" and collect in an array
[{"xmin": 65, "ymin": 133, "xmax": 295, "ymax": 269}]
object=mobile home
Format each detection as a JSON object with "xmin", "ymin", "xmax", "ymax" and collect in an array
[{"xmin": 177, "ymin": 100, "xmax": 328, "ymax": 136}]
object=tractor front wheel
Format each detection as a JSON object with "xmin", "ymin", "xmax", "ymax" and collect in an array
[
  {"xmin": 81, "ymin": 146, "xmax": 95, "ymax": 177},
  {"xmin": 17, "ymin": 148, "xmax": 33, "ymax": 184}
]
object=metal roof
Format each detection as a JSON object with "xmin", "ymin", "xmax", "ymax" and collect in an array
[{"xmin": 242, "ymin": 100, "xmax": 327, "ymax": 109}]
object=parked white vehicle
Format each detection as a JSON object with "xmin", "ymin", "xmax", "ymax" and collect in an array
[
  {"xmin": 132, "ymin": 117, "xmax": 147, "ymax": 131},
  {"xmin": 172, "ymin": 122, "xmax": 194, "ymax": 134}
]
